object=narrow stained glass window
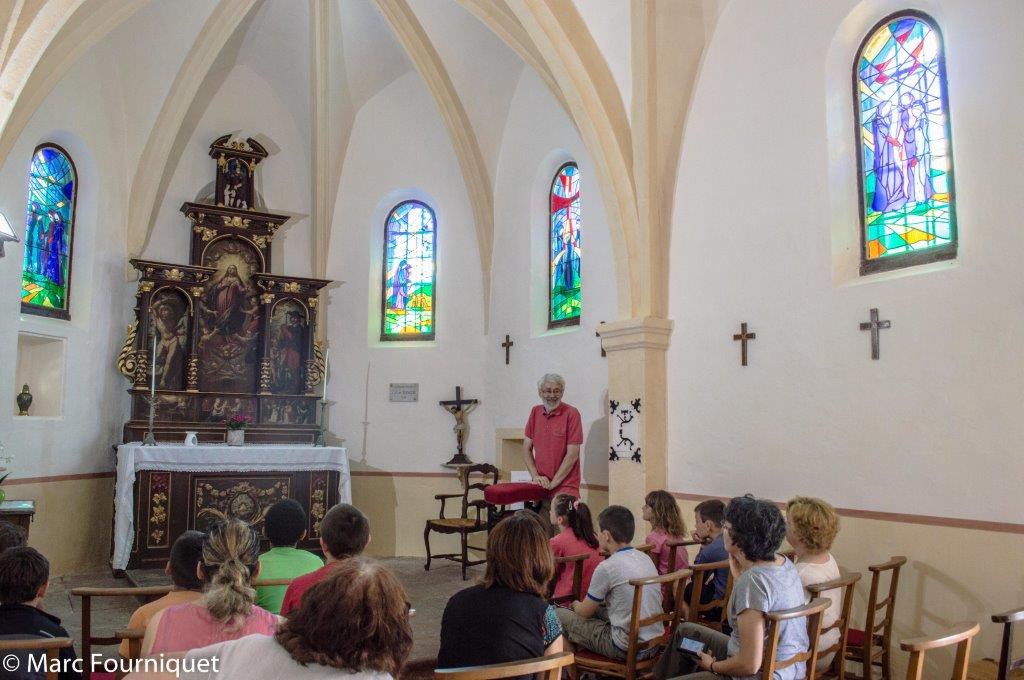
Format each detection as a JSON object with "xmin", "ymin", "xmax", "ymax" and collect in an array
[
  {"xmin": 549, "ymin": 162, "xmax": 581, "ymax": 327},
  {"xmin": 21, "ymin": 144, "xmax": 77, "ymax": 319},
  {"xmin": 381, "ymin": 200, "xmax": 436, "ymax": 340},
  {"xmin": 856, "ymin": 12, "xmax": 956, "ymax": 275}
]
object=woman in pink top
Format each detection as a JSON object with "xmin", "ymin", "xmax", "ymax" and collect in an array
[
  {"xmin": 548, "ymin": 494, "xmax": 601, "ymax": 601},
  {"xmin": 142, "ymin": 518, "xmax": 280, "ymax": 655},
  {"xmin": 642, "ymin": 490, "xmax": 689, "ymax": 574}
]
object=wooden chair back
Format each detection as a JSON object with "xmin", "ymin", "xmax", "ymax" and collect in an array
[
  {"xmin": 992, "ymin": 607, "xmax": 1024, "ymax": 680},
  {"xmin": 900, "ymin": 622, "xmax": 980, "ymax": 680},
  {"xmin": 116, "ymin": 628, "xmax": 146, "ymax": 660},
  {"xmin": 862, "ymin": 556, "xmax": 908, "ymax": 664},
  {"xmin": 667, "ymin": 538, "xmax": 701, "ymax": 573},
  {"xmin": 763, "ymin": 597, "xmax": 830, "ymax": 680},
  {"xmin": 0, "ymin": 637, "xmax": 73, "ymax": 680},
  {"xmin": 436, "ymin": 463, "xmax": 499, "ymax": 522},
  {"xmin": 807, "ymin": 572, "xmax": 862, "ymax": 680},
  {"xmin": 549, "ymin": 552, "xmax": 589, "ymax": 605},
  {"xmin": 435, "ymin": 652, "xmax": 575, "ymax": 680},
  {"xmin": 685, "ymin": 559, "xmax": 734, "ymax": 631}
]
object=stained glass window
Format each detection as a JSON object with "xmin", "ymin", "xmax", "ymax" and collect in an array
[
  {"xmin": 856, "ymin": 13, "xmax": 956, "ymax": 275},
  {"xmin": 21, "ymin": 144, "xmax": 77, "ymax": 318},
  {"xmin": 549, "ymin": 162, "xmax": 581, "ymax": 327},
  {"xmin": 381, "ymin": 200, "xmax": 436, "ymax": 340}
]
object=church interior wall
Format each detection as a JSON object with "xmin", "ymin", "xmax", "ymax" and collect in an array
[{"xmin": 665, "ymin": 0, "xmax": 1024, "ymax": 668}]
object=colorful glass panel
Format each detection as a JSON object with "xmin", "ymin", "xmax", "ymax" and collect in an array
[
  {"xmin": 549, "ymin": 162, "xmax": 581, "ymax": 326},
  {"xmin": 856, "ymin": 14, "xmax": 956, "ymax": 273},
  {"xmin": 21, "ymin": 145, "xmax": 76, "ymax": 317},
  {"xmin": 382, "ymin": 201, "xmax": 436, "ymax": 339}
]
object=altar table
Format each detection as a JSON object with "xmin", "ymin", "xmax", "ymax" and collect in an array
[{"xmin": 113, "ymin": 443, "xmax": 349, "ymax": 570}]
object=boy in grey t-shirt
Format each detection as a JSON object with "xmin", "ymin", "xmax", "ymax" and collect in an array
[{"xmin": 556, "ymin": 505, "xmax": 663, "ymax": 659}]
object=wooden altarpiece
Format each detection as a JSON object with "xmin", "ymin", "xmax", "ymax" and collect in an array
[{"xmin": 115, "ymin": 135, "xmax": 338, "ymax": 568}]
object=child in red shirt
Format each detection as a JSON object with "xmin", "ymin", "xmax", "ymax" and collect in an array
[
  {"xmin": 642, "ymin": 490, "xmax": 689, "ymax": 574},
  {"xmin": 548, "ymin": 494, "xmax": 601, "ymax": 601}
]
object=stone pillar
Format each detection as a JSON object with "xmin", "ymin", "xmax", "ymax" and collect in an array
[{"xmin": 599, "ymin": 317, "xmax": 673, "ymax": 523}]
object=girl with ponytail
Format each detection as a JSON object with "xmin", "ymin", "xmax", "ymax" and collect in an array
[
  {"xmin": 548, "ymin": 494, "xmax": 601, "ymax": 601},
  {"xmin": 143, "ymin": 518, "xmax": 280, "ymax": 654}
]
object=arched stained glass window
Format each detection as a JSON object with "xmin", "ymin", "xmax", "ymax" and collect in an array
[
  {"xmin": 549, "ymin": 162, "xmax": 581, "ymax": 327},
  {"xmin": 21, "ymin": 144, "xmax": 77, "ymax": 319},
  {"xmin": 856, "ymin": 12, "xmax": 956, "ymax": 275},
  {"xmin": 381, "ymin": 200, "xmax": 436, "ymax": 340}
]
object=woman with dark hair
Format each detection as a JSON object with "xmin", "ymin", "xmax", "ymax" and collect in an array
[
  {"xmin": 438, "ymin": 511, "xmax": 564, "ymax": 668},
  {"xmin": 654, "ymin": 495, "xmax": 809, "ymax": 680}
]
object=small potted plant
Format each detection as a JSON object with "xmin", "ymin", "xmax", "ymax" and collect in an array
[{"xmin": 225, "ymin": 414, "xmax": 253, "ymax": 446}]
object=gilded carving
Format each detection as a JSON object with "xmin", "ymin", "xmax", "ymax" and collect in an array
[
  {"xmin": 139, "ymin": 281, "xmax": 154, "ymax": 294},
  {"xmin": 283, "ymin": 282, "xmax": 301, "ymax": 293},
  {"xmin": 186, "ymin": 356, "xmax": 200, "ymax": 392},
  {"xmin": 260, "ymin": 293, "xmax": 275, "ymax": 305},
  {"xmin": 117, "ymin": 321, "xmax": 139, "ymax": 381},
  {"xmin": 221, "ymin": 215, "xmax": 251, "ymax": 229},
  {"xmin": 252, "ymin": 235, "xmax": 268, "ymax": 249},
  {"xmin": 309, "ymin": 474, "xmax": 327, "ymax": 537},
  {"xmin": 166, "ymin": 268, "xmax": 185, "ymax": 281},
  {"xmin": 259, "ymin": 357, "xmax": 272, "ymax": 393},
  {"xmin": 305, "ymin": 340, "xmax": 325, "ymax": 392},
  {"xmin": 192, "ymin": 225, "xmax": 217, "ymax": 242},
  {"xmin": 194, "ymin": 479, "xmax": 288, "ymax": 529},
  {"xmin": 134, "ymin": 350, "xmax": 150, "ymax": 387},
  {"xmin": 308, "ymin": 296, "xmax": 318, "ymax": 309},
  {"xmin": 190, "ymin": 286, "xmax": 205, "ymax": 298},
  {"xmin": 147, "ymin": 473, "xmax": 170, "ymax": 548}
]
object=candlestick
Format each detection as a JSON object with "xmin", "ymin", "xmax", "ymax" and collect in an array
[
  {"xmin": 143, "ymin": 325, "xmax": 157, "ymax": 445},
  {"xmin": 150, "ymin": 331, "xmax": 157, "ymax": 397},
  {"xmin": 321, "ymin": 348, "xmax": 329, "ymax": 400}
]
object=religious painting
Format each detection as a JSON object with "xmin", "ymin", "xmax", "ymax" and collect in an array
[
  {"xmin": 198, "ymin": 396, "xmax": 257, "ymax": 424},
  {"xmin": 150, "ymin": 289, "xmax": 189, "ymax": 390},
  {"xmin": 198, "ymin": 238, "xmax": 262, "ymax": 392},
  {"xmin": 856, "ymin": 13, "xmax": 956, "ymax": 274},
  {"xmin": 381, "ymin": 201, "xmax": 435, "ymax": 340},
  {"xmin": 219, "ymin": 156, "xmax": 250, "ymax": 209},
  {"xmin": 549, "ymin": 162, "xmax": 581, "ymax": 327},
  {"xmin": 269, "ymin": 300, "xmax": 308, "ymax": 394},
  {"xmin": 133, "ymin": 394, "xmax": 192, "ymax": 421},
  {"xmin": 262, "ymin": 398, "xmax": 314, "ymax": 425},
  {"xmin": 21, "ymin": 144, "xmax": 77, "ymax": 319}
]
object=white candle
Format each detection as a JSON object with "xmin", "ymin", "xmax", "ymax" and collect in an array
[
  {"xmin": 321, "ymin": 348, "xmax": 329, "ymax": 400},
  {"xmin": 150, "ymin": 331, "xmax": 157, "ymax": 396}
]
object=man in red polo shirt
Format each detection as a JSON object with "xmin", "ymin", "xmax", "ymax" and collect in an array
[{"xmin": 523, "ymin": 373, "xmax": 584, "ymax": 531}]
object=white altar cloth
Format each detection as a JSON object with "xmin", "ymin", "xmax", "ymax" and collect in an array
[{"xmin": 112, "ymin": 443, "xmax": 350, "ymax": 570}]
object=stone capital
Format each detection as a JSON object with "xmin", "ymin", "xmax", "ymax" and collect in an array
[{"xmin": 598, "ymin": 317, "xmax": 673, "ymax": 353}]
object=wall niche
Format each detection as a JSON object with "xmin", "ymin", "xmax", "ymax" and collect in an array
[{"xmin": 13, "ymin": 332, "xmax": 66, "ymax": 418}]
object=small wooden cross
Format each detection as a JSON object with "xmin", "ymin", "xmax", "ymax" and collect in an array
[
  {"xmin": 596, "ymin": 321, "xmax": 606, "ymax": 357},
  {"xmin": 501, "ymin": 334, "xmax": 514, "ymax": 365},
  {"xmin": 859, "ymin": 308, "xmax": 891, "ymax": 360},
  {"xmin": 732, "ymin": 322, "xmax": 756, "ymax": 366}
]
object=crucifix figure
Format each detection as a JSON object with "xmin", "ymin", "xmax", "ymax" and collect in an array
[
  {"xmin": 597, "ymin": 321, "xmax": 606, "ymax": 357},
  {"xmin": 439, "ymin": 385, "xmax": 479, "ymax": 466},
  {"xmin": 501, "ymin": 334, "xmax": 514, "ymax": 365},
  {"xmin": 732, "ymin": 322, "xmax": 756, "ymax": 366},
  {"xmin": 859, "ymin": 308, "xmax": 891, "ymax": 360}
]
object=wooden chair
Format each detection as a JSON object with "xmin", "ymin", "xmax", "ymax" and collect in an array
[
  {"xmin": 424, "ymin": 463, "xmax": 499, "ymax": 580},
  {"xmin": 808, "ymin": 572, "xmax": 863, "ymax": 680},
  {"xmin": 844, "ymin": 556, "xmax": 907, "ymax": 680},
  {"xmin": 967, "ymin": 606, "xmax": 1024, "ymax": 680},
  {"xmin": 573, "ymin": 568, "xmax": 691, "ymax": 680},
  {"xmin": 549, "ymin": 552, "xmax": 589, "ymax": 605},
  {"xmin": 763, "ymin": 597, "xmax": 831, "ymax": 680},
  {"xmin": 667, "ymin": 538, "xmax": 701, "ymax": 573},
  {"xmin": 435, "ymin": 652, "xmax": 575, "ymax": 680},
  {"xmin": 71, "ymin": 584, "xmax": 173, "ymax": 678},
  {"xmin": 684, "ymin": 559, "xmax": 734, "ymax": 632},
  {"xmin": 900, "ymin": 622, "xmax": 981, "ymax": 680},
  {"xmin": 0, "ymin": 637, "xmax": 74, "ymax": 680}
]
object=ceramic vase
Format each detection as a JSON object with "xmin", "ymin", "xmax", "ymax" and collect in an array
[
  {"xmin": 15, "ymin": 385, "xmax": 32, "ymax": 416},
  {"xmin": 226, "ymin": 429, "xmax": 245, "ymax": 446}
]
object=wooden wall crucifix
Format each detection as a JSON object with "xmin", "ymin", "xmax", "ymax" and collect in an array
[
  {"xmin": 859, "ymin": 308, "xmax": 891, "ymax": 360},
  {"xmin": 732, "ymin": 322, "xmax": 756, "ymax": 366},
  {"xmin": 501, "ymin": 334, "xmax": 514, "ymax": 365}
]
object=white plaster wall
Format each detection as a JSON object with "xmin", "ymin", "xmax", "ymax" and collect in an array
[
  {"xmin": 327, "ymin": 71, "xmax": 489, "ymax": 473},
  {"xmin": 486, "ymin": 68, "xmax": 616, "ymax": 487},
  {"xmin": 573, "ymin": 0, "xmax": 632, "ymax": 119},
  {"xmin": 666, "ymin": 0, "xmax": 1024, "ymax": 523}
]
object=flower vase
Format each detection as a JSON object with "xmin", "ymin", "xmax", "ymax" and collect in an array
[
  {"xmin": 226, "ymin": 429, "xmax": 245, "ymax": 446},
  {"xmin": 16, "ymin": 385, "xmax": 32, "ymax": 416}
]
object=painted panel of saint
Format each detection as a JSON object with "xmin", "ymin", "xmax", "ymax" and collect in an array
[
  {"xmin": 263, "ymin": 398, "xmax": 315, "ymax": 425},
  {"xmin": 198, "ymin": 396, "xmax": 258, "ymax": 423},
  {"xmin": 150, "ymin": 289, "xmax": 189, "ymax": 391},
  {"xmin": 198, "ymin": 238, "xmax": 262, "ymax": 392},
  {"xmin": 269, "ymin": 301, "xmax": 308, "ymax": 394}
]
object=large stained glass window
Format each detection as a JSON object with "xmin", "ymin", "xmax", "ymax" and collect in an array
[
  {"xmin": 549, "ymin": 162, "xmax": 581, "ymax": 327},
  {"xmin": 856, "ymin": 13, "xmax": 956, "ymax": 275},
  {"xmin": 21, "ymin": 144, "xmax": 77, "ymax": 318},
  {"xmin": 381, "ymin": 200, "xmax": 436, "ymax": 340}
]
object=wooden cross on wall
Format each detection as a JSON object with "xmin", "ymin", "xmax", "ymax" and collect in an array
[
  {"xmin": 859, "ymin": 308, "xmax": 891, "ymax": 360},
  {"xmin": 596, "ymin": 321, "xmax": 606, "ymax": 357},
  {"xmin": 732, "ymin": 322, "xmax": 756, "ymax": 366},
  {"xmin": 501, "ymin": 334, "xmax": 514, "ymax": 365}
]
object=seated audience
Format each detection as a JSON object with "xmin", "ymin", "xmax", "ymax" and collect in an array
[
  {"xmin": 549, "ymin": 494, "xmax": 601, "ymax": 601},
  {"xmin": 643, "ymin": 490, "xmax": 689, "ymax": 574},
  {"xmin": 654, "ymin": 494, "xmax": 809, "ymax": 680},
  {"xmin": 0, "ymin": 546, "xmax": 82, "ymax": 680},
  {"xmin": 438, "ymin": 511, "xmax": 563, "ymax": 668},
  {"xmin": 0, "ymin": 520, "xmax": 27, "ymax": 553},
  {"xmin": 142, "ymin": 518, "xmax": 278, "ymax": 654},
  {"xmin": 118, "ymin": 530, "xmax": 205, "ymax": 658},
  {"xmin": 256, "ymin": 499, "xmax": 324, "ymax": 614},
  {"xmin": 177, "ymin": 558, "xmax": 412, "ymax": 679},
  {"xmin": 684, "ymin": 499, "xmax": 729, "ymax": 618},
  {"xmin": 280, "ymin": 503, "xmax": 370, "ymax": 616},
  {"xmin": 556, "ymin": 505, "xmax": 662, "ymax": 660},
  {"xmin": 786, "ymin": 496, "xmax": 842, "ymax": 669}
]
